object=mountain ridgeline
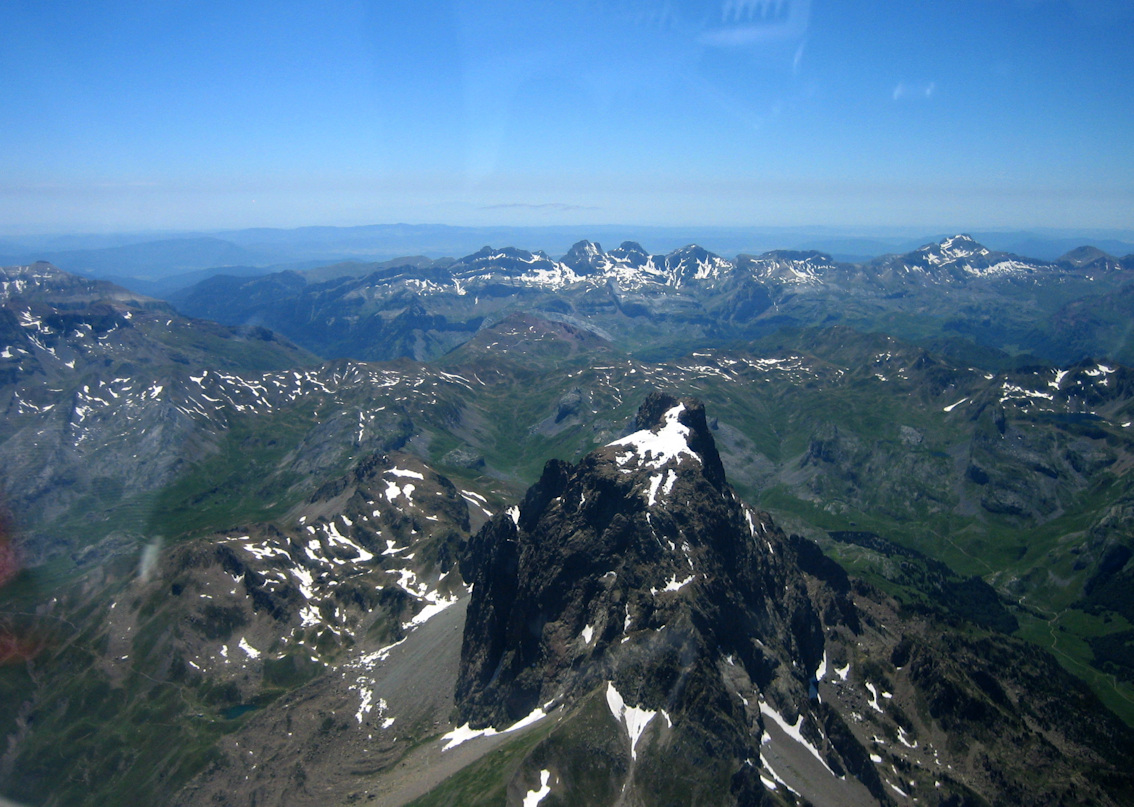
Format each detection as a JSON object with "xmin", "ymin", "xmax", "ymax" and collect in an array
[{"xmin": 169, "ymin": 235, "xmax": 1134, "ymax": 368}]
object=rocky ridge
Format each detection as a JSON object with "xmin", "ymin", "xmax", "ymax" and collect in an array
[
  {"xmin": 168, "ymin": 235, "xmax": 1134, "ymax": 367},
  {"xmin": 448, "ymin": 393, "xmax": 1134, "ymax": 806}
]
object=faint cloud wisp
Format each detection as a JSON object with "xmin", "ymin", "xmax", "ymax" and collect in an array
[
  {"xmin": 892, "ymin": 81, "xmax": 936, "ymax": 101},
  {"xmin": 481, "ymin": 202, "xmax": 601, "ymax": 212}
]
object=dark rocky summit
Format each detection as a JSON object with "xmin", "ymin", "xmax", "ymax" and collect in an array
[{"xmin": 451, "ymin": 393, "xmax": 1134, "ymax": 806}]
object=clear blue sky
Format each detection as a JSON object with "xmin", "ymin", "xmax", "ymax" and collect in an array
[{"xmin": 2, "ymin": 0, "xmax": 1132, "ymax": 234}]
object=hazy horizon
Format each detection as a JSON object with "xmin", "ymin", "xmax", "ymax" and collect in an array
[{"xmin": 6, "ymin": 223, "xmax": 1134, "ymax": 284}]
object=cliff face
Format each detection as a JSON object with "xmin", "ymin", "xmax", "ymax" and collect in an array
[
  {"xmin": 453, "ymin": 393, "xmax": 1134, "ymax": 806},
  {"xmin": 455, "ymin": 393, "xmax": 872, "ymax": 804}
]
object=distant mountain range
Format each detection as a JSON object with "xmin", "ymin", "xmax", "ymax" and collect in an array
[
  {"xmin": 4, "ymin": 224, "xmax": 1132, "ymax": 293},
  {"xmin": 169, "ymin": 234, "xmax": 1134, "ymax": 367}
]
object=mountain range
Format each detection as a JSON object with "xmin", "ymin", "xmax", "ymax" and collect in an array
[
  {"xmin": 169, "ymin": 235, "xmax": 1134, "ymax": 367},
  {"xmin": 5, "ymin": 225, "xmax": 1132, "ymax": 294},
  {"xmin": 2, "ymin": 239, "xmax": 1134, "ymax": 805}
]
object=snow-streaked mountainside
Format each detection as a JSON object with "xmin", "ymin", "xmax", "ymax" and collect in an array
[
  {"xmin": 6, "ymin": 262, "xmax": 1131, "ymax": 566},
  {"xmin": 363, "ymin": 234, "xmax": 1115, "ymax": 291},
  {"xmin": 3, "ymin": 258, "xmax": 1134, "ymax": 806},
  {"xmin": 870, "ymin": 234, "xmax": 1055, "ymax": 281},
  {"xmin": 3, "ymin": 255, "xmax": 1132, "ymax": 568},
  {"xmin": 174, "ymin": 234, "xmax": 1120, "ymax": 298},
  {"xmin": 429, "ymin": 240, "xmax": 736, "ymax": 292}
]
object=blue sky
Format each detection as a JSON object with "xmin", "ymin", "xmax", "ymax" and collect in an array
[{"xmin": 2, "ymin": 0, "xmax": 1132, "ymax": 234}]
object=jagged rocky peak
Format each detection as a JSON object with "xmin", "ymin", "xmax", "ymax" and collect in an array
[
  {"xmin": 463, "ymin": 245, "xmax": 505, "ymax": 261},
  {"xmin": 563, "ymin": 238, "xmax": 603, "ymax": 257},
  {"xmin": 614, "ymin": 240, "xmax": 647, "ymax": 255},
  {"xmin": 450, "ymin": 392, "xmax": 1134, "ymax": 805},
  {"xmin": 939, "ymin": 232, "xmax": 985, "ymax": 250},
  {"xmin": 458, "ymin": 244, "xmax": 547, "ymax": 270},
  {"xmin": 561, "ymin": 239, "xmax": 610, "ymax": 274},
  {"xmin": 662, "ymin": 243, "xmax": 733, "ymax": 283},
  {"xmin": 609, "ymin": 240, "xmax": 651, "ymax": 266},
  {"xmin": 1, "ymin": 260, "xmax": 64, "ymax": 283},
  {"xmin": 608, "ymin": 391, "xmax": 727, "ymax": 488},
  {"xmin": 456, "ymin": 392, "xmax": 872, "ymax": 801},
  {"xmin": 918, "ymin": 233, "xmax": 990, "ymax": 261}
]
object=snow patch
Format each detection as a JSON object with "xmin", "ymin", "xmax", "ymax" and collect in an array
[
  {"xmin": 506, "ymin": 706, "xmax": 548, "ymax": 733},
  {"xmin": 407, "ymin": 593, "xmax": 459, "ymax": 627},
  {"xmin": 760, "ymin": 754, "xmax": 801, "ymax": 796},
  {"xmin": 759, "ymin": 700, "xmax": 836, "ymax": 776},
  {"xmin": 440, "ymin": 723, "xmax": 496, "ymax": 750},
  {"xmin": 650, "ymin": 573, "xmax": 695, "ymax": 595},
  {"xmin": 242, "ymin": 541, "xmax": 289, "ymax": 561},
  {"xmin": 440, "ymin": 706, "xmax": 548, "ymax": 751},
  {"xmin": 291, "ymin": 567, "xmax": 315, "ymax": 600},
  {"xmin": 815, "ymin": 651, "xmax": 828, "ymax": 682},
  {"xmin": 385, "ymin": 480, "xmax": 416, "ymax": 504},
  {"xmin": 354, "ymin": 689, "xmax": 375, "ymax": 724},
  {"xmin": 645, "ymin": 469, "xmax": 677, "ymax": 506},
  {"xmin": 609, "ymin": 404, "xmax": 700, "ymax": 470},
  {"xmin": 865, "ymin": 682, "xmax": 884, "ymax": 713},
  {"xmin": 356, "ymin": 639, "xmax": 405, "ymax": 668},
  {"xmin": 606, "ymin": 682, "xmax": 657, "ymax": 760},
  {"xmin": 299, "ymin": 604, "xmax": 321, "ymax": 627},
  {"xmin": 522, "ymin": 771, "xmax": 552, "ymax": 807},
  {"xmin": 323, "ymin": 520, "xmax": 374, "ymax": 562}
]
